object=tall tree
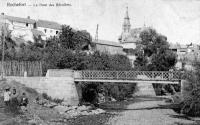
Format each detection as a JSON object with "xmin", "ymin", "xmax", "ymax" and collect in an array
[
  {"xmin": 59, "ymin": 25, "xmax": 92, "ymax": 50},
  {"xmin": 134, "ymin": 28, "xmax": 177, "ymax": 71}
]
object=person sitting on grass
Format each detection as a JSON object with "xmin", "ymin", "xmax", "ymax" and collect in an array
[{"xmin": 19, "ymin": 92, "xmax": 29, "ymax": 111}]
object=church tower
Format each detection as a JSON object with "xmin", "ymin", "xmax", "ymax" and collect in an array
[
  {"xmin": 119, "ymin": 6, "xmax": 132, "ymax": 43},
  {"xmin": 122, "ymin": 6, "xmax": 131, "ymax": 33}
]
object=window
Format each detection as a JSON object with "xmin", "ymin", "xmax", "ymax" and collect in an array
[
  {"xmin": 26, "ymin": 23, "xmax": 28, "ymax": 27},
  {"xmin": 44, "ymin": 29, "xmax": 47, "ymax": 33},
  {"xmin": 56, "ymin": 31, "xmax": 58, "ymax": 34}
]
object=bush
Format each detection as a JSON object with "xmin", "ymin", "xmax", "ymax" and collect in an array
[
  {"xmin": 153, "ymin": 84, "xmax": 180, "ymax": 96},
  {"xmin": 175, "ymin": 61, "xmax": 200, "ymax": 116},
  {"xmin": 105, "ymin": 83, "xmax": 137, "ymax": 101},
  {"xmin": 42, "ymin": 93, "xmax": 64, "ymax": 104},
  {"xmin": 80, "ymin": 82, "xmax": 137, "ymax": 104},
  {"xmin": 180, "ymin": 88, "xmax": 200, "ymax": 116},
  {"xmin": 4, "ymin": 98, "xmax": 21, "ymax": 116}
]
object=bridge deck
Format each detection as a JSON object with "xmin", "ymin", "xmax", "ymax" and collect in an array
[{"xmin": 74, "ymin": 70, "xmax": 181, "ymax": 84}]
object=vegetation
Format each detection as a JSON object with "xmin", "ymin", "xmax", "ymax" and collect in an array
[
  {"xmin": 59, "ymin": 25, "xmax": 92, "ymax": 50},
  {"xmin": 177, "ymin": 61, "xmax": 200, "ymax": 116},
  {"xmin": 1, "ymin": 24, "xmax": 134, "ymax": 104},
  {"xmin": 3, "ymin": 97, "xmax": 21, "ymax": 116},
  {"xmin": 81, "ymin": 82, "xmax": 137, "ymax": 104},
  {"xmin": 0, "ymin": 25, "xmax": 132, "ymax": 73},
  {"xmin": 42, "ymin": 93, "xmax": 64, "ymax": 104},
  {"xmin": 134, "ymin": 28, "xmax": 177, "ymax": 71},
  {"xmin": 133, "ymin": 28, "xmax": 178, "ymax": 95}
]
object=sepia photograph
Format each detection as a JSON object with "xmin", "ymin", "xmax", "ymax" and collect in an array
[{"xmin": 0, "ymin": 0, "xmax": 200, "ymax": 124}]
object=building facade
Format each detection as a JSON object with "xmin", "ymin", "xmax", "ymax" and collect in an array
[
  {"xmin": 0, "ymin": 13, "xmax": 36, "ymax": 30},
  {"xmin": 0, "ymin": 13, "xmax": 39, "ymax": 43},
  {"xmin": 36, "ymin": 20, "xmax": 62, "ymax": 40},
  {"xmin": 170, "ymin": 43, "xmax": 200, "ymax": 70},
  {"xmin": 92, "ymin": 39, "xmax": 124, "ymax": 55},
  {"xmin": 0, "ymin": 13, "xmax": 61, "ymax": 43}
]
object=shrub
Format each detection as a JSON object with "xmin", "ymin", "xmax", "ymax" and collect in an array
[
  {"xmin": 80, "ymin": 82, "xmax": 137, "ymax": 104},
  {"xmin": 105, "ymin": 83, "xmax": 137, "ymax": 101},
  {"xmin": 153, "ymin": 84, "xmax": 180, "ymax": 96},
  {"xmin": 42, "ymin": 93, "xmax": 64, "ymax": 104},
  {"xmin": 4, "ymin": 97, "xmax": 21, "ymax": 116},
  {"xmin": 175, "ymin": 61, "xmax": 200, "ymax": 116},
  {"xmin": 180, "ymin": 88, "xmax": 200, "ymax": 116},
  {"xmin": 81, "ymin": 83, "xmax": 98, "ymax": 104}
]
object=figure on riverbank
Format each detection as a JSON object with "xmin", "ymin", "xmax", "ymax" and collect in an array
[
  {"xmin": 3, "ymin": 86, "xmax": 11, "ymax": 106},
  {"xmin": 20, "ymin": 92, "xmax": 29, "ymax": 107}
]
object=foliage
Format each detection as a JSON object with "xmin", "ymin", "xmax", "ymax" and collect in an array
[
  {"xmin": 153, "ymin": 84, "xmax": 180, "ymax": 96},
  {"xmin": 3, "ymin": 97, "xmax": 21, "ymax": 116},
  {"xmin": 134, "ymin": 28, "xmax": 177, "ymax": 71},
  {"xmin": 174, "ymin": 61, "xmax": 200, "ymax": 116},
  {"xmin": 0, "ymin": 24, "xmax": 132, "ymax": 73},
  {"xmin": 182, "ymin": 61, "xmax": 200, "ymax": 91},
  {"xmin": 59, "ymin": 25, "xmax": 92, "ymax": 50},
  {"xmin": 1, "ymin": 24, "xmax": 134, "ymax": 104},
  {"xmin": 104, "ymin": 83, "xmax": 137, "ymax": 101},
  {"xmin": 87, "ymin": 52, "xmax": 132, "ymax": 71},
  {"xmin": 42, "ymin": 93, "xmax": 64, "ymax": 104},
  {"xmin": 134, "ymin": 52, "xmax": 148, "ymax": 71},
  {"xmin": 80, "ymin": 82, "xmax": 137, "ymax": 103},
  {"xmin": 81, "ymin": 83, "xmax": 99, "ymax": 104},
  {"xmin": 180, "ymin": 88, "xmax": 200, "ymax": 116}
]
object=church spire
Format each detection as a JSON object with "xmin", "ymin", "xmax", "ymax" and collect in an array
[
  {"xmin": 123, "ymin": 6, "xmax": 131, "ymax": 33},
  {"xmin": 125, "ymin": 6, "xmax": 129, "ymax": 19}
]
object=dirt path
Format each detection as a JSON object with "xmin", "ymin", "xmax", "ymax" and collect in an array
[{"xmin": 107, "ymin": 97, "xmax": 196, "ymax": 125}]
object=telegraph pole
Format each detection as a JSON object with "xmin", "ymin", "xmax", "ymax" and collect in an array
[
  {"xmin": 1, "ymin": 23, "xmax": 5, "ymax": 79},
  {"xmin": 95, "ymin": 24, "xmax": 99, "ymax": 42}
]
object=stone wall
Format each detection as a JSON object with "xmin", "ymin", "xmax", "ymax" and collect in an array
[{"xmin": 5, "ymin": 74, "xmax": 79, "ymax": 106}]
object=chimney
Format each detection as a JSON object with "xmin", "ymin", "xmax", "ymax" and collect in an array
[
  {"xmin": 1, "ymin": 13, "xmax": 4, "ymax": 15},
  {"xmin": 27, "ymin": 16, "xmax": 30, "ymax": 19}
]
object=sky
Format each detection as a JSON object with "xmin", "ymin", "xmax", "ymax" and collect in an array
[{"xmin": 0, "ymin": 0, "xmax": 200, "ymax": 44}]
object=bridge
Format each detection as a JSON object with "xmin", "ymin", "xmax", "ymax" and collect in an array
[{"xmin": 74, "ymin": 70, "xmax": 182, "ymax": 84}]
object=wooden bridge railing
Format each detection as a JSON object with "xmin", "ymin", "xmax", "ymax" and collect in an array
[{"xmin": 74, "ymin": 70, "xmax": 182, "ymax": 81}]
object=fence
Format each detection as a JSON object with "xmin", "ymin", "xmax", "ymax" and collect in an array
[
  {"xmin": 74, "ymin": 70, "xmax": 182, "ymax": 81},
  {"xmin": 0, "ymin": 61, "xmax": 42, "ymax": 76}
]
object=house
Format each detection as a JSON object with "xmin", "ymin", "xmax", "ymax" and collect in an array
[
  {"xmin": 0, "ymin": 13, "xmax": 36, "ymax": 30},
  {"xmin": 92, "ymin": 39, "xmax": 124, "ymax": 55},
  {"xmin": 0, "ymin": 13, "xmax": 62, "ymax": 42},
  {"xmin": 0, "ymin": 13, "xmax": 45, "ymax": 43},
  {"xmin": 170, "ymin": 43, "xmax": 200, "ymax": 70},
  {"xmin": 36, "ymin": 20, "xmax": 62, "ymax": 40}
]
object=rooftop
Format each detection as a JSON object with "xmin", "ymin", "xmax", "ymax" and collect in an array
[
  {"xmin": 37, "ymin": 20, "xmax": 62, "ymax": 30},
  {"xmin": 93, "ymin": 39, "xmax": 122, "ymax": 47},
  {"xmin": 0, "ymin": 14, "xmax": 36, "ymax": 24}
]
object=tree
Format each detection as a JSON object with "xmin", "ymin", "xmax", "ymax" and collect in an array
[
  {"xmin": 134, "ymin": 28, "xmax": 177, "ymax": 71},
  {"xmin": 59, "ymin": 25, "xmax": 92, "ymax": 50}
]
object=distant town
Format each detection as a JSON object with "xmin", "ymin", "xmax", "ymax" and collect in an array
[
  {"xmin": 0, "ymin": 7, "xmax": 198, "ymax": 71},
  {"xmin": 0, "ymin": 1, "xmax": 200, "ymax": 124}
]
